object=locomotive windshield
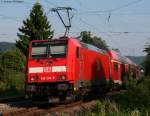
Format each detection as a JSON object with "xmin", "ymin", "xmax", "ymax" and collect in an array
[{"xmin": 31, "ymin": 42, "xmax": 67, "ymax": 59}]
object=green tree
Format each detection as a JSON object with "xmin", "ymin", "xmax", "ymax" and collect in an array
[
  {"xmin": 0, "ymin": 49, "xmax": 26, "ymax": 95},
  {"xmin": 1, "ymin": 49, "xmax": 26, "ymax": 72},
  {"xmin": 0, "ymin": 63, "xmax": 3, "ymax": 81},
  {"xmin": 80, "ymin": 31, "xmax": 108, "ymax": 49},
  {"xmin": 92, "ymin": 36, "xmax": 108, "ymax": 49},
  {"xmin": 80, "ymin": 31, "xmax": 93, "ymax": 44},
  {"xmin": 16, "ymin": 2, "xmax": 54, "ymax": 56},
  {"xmin": 144, "ymin": 44, "xmax": 150, "ymax": 76}
]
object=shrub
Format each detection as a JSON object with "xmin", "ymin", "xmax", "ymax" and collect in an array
[{"xmin": 110, "ymin": 77, "xmax": 150, "ymax": 111}]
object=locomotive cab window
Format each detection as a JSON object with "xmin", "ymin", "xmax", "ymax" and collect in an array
[
  {"xmin": 50, "ymin": 45, "xmax": 67, "ymax": 58},
  {"xmin": 31, "ymin": 42, "xmax": 67, "ymax": 59},
  {"xmin": 32, "ymin": 42, "xmax": 48, "ymax": 59}
]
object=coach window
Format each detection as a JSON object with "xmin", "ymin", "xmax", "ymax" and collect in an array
[
  {"xmin": 76, "ymin": 47, "xmax": 80, "ymax": 58},
  {"xmin": 96, "ymin": 60, "xmax": 101, "ymax": 71},
  {"xmin": 114, "ymin": 62, "xmax": 118, "ymax": 71}
]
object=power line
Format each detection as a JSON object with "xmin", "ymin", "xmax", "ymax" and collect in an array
[
  {"xmin": 74, "ymin": 0, "xmax": 144, "ymax": 35},
  {"xmin": 0, "ymin": 14, "xmax": 20, "ymax": 22},
  {"xmin": 75, "ymin": 16, "xmax": 113, "ymax": 38},
  {"xmin": 77, "ymin": 12, "xmax": 150, "ymax": 16},
  {"xmin": 98, "ymin": 32, "xmax": 150, "ymax": 34},
  {"xmin": 75, "ymin": 0, "xmax": 91, "ymax": 11},
  {"xmin": 77, "ymin": 0, "xmax": 143, "ymax": 14},
  {"xmin": 44, "ymin": 0, "xmax": 57, "ymax": 7}
]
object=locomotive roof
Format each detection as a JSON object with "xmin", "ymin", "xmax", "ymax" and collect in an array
[
  {"xmin": 67, "ymin": 37, "xmax": 107, "ymax": 54},
  {"xmin": 30, "ymin": 37, "xmax": 108, "ymax": 55}
]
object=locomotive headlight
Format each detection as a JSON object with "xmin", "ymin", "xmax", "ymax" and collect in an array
[
  {"xmin": 60, "ymin": 75, "xmax": 66, "ymax": 80},
  {"xmin": 30, "ymin": 76, "xmax": 38, "ymax": 81}
]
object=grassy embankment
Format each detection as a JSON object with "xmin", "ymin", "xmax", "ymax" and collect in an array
[{"xmin": 78, "ymin": 77, "xmax": 150, "ymax": 116}]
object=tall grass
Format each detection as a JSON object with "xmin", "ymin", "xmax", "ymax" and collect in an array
[{"xmin": 81, "ymin": 77, "xmax": 150, "ymax": 116}]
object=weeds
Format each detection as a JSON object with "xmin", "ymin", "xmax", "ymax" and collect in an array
[{"xmin": 81, "ymin": 77, "xmax": 150, "ymax": 116}]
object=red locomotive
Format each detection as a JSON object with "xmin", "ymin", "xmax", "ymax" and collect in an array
[{"xmin": 25, "ymin": 37, "xmax": 139, "ymax": 102}]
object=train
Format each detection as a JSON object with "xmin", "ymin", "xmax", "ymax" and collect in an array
[{"xmin": 25, "ymin": 37, "xmax": 139, "ymax": 103}]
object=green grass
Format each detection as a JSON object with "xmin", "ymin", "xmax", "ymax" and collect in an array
[
  {"xmin": 76, "ymin": 77, "xmax": 150, "ymax": 116},
  {"xmin": 90, "ymin": 77, "xmax": 150, "ymax": 116}
]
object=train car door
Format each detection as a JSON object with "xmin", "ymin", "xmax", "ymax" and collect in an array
[{"xmin": 118, "ymin": 64, "xmax": 121, "ymax": 83}]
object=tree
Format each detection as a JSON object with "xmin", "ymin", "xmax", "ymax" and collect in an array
[
  {"xmin": 92, "ymin": 36, "xmax": 108, "ymax": 49},
  {"xmin": 144, "ymin": 44, "xmax": 150, "ymax": 56},
  {"xmin": 80, "ymin": 31, "xmax": 108, "ymax": 49},
  {"xmin": 144, "ymin": 44, "xmax": 150, "ymax": 76},
  {"xmin": 1, "ymin": 49, "xmax": 26, "ymax": 72},
  {"xmin": 80, "ymin": 31, "xmax": 93, "ymax": 44},
  {"xmin": 0, "ymin": 49, "xmax": 26, "ymax": 94},
  {"xmin": 16, "ymin": 2, "xmax": 54, "ymax": 56}
]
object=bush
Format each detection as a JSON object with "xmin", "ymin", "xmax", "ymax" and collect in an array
[
  {"xmin": 109, "ymin": 77, "xmax": 150, "ymax": 112},
  {"xmin": 0, "ymin": 48, "xmax": 26, "ymax": 97},
  {"xmin": 0, "ymin": 72, "xmax": 25, "ymax": 96},
  {"xmin": 90, "ymin": 100, "xmax": 145, "ymax": 116}
]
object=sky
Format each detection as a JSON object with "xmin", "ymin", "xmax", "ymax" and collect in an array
[{"xmin": 0, "ymin": 0, "xmax": 150, "ymax": 56}]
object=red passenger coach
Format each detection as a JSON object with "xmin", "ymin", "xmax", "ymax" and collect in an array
[
  {"xmin": 25, "ymin": 37, "xmax": 111, "ymax": 102},
  {"xmin": 107, "ymin": 50, "xmax": 123, "ymax": 84}
]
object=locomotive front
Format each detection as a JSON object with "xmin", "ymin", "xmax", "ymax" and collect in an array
[{"xmin": 25, "ymin": 39, "xmax": 72, "ymax": 102}]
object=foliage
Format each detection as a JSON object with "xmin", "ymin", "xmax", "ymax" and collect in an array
[
  {"xmin": 80, "ymin": 31, "xmax": 93, "ymax": 44},
  {"xmin": 16, "ymin": 2, "xmax": 54, "ymax": 56},
  {"xmin": 144, "ymin": 44, "xmax": 150, "ymax": 55},
  {"xmin": 143, "ymin": 43, "xmax": 150, "ymax": 76},
  {"xmin": 75, "ymin": 77, "xmax": 150, "ymax": 116},
  {"xmin": 0, "ymin": 49, "xmax": 25, "ymax": 96},
  {"xmin": 89, "ymin": 100, "xmax": 146, "ymax": 116},
  {"xmin": 143, "ymin": 55, "xmax": 150, "ymax": 76},
  {"xmin": 1, "ymin": 48, "xmax": 26, "ymax": 71},
  {"xmin": 80, "ymin": 31, "xmax": 108, "ymax": 49},
  {"xmin": 109, "ymin": 78, "xmax": 150, "ymax": 112}
]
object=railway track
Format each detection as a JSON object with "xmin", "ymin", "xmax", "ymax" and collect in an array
[
  {"xmin": 1, "ymin": 100, "xmax": 96, "ymax": 116},
  {"xmin": 0, "ymin": 90, "xmax": 126, "ymax": 116},
  {"xmin": 0, "ymin": 95, "xmax": 25, "ymax": 103},
  {"xmin": 0, "ymin": 95, "xmax": 98, "ymax": 116}
]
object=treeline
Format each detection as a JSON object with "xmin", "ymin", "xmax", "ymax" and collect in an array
[
  {"xmin": 0, "ymin": 42, "xmax": 15, "ymax": 52},
  {"xmin": 0, "ymin": 48, "xmax": 26, "ymax": 96},
  {"xmin": 144, "ymin": 44, "xmax": 150, "ymax": 75}
]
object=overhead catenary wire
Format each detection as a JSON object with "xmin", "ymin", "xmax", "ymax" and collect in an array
[
  {"xmin": 77, "ymin": 0, "xmax": 143, "ymax": 14},
  {"xmin": 0, "ymin": 0, "xmax": 148, "ymax": 40},
  {"xmin": 76, "ymin": 12, "xmax": 150, "ymax": 16},
  {"xmin": 0, "ymin": 14, "xmax": 20, "ymax": 22},
  {"xmin": 44, "ymin": 0, "xmax": 57, "ymax": 7},
  {"xmin": 73, "ymin": 0, "xmax": 145, "ymax": 41},
  {"xmin": 75, "ymin": 16, "xmax": 114, "ymax": 38}
]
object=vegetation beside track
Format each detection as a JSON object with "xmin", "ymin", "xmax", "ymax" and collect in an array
[
  {"xmin": 77, "ymin": 77, "xmax": 150, "ymax": 116},
  {"xmin": 0, "ymin": 49, "xmax": 25, "ymax": 97}
]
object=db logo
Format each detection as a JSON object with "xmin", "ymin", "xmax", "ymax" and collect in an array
[{"xmin": 43, "ymin": 67, "xmax": 52, "ymax": 72}]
